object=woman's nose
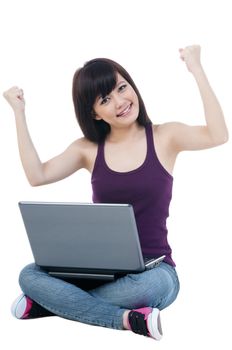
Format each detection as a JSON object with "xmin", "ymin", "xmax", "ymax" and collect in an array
[{"xmin": 113, "ymin": 94, "xmax": 124, "ymax": 109}]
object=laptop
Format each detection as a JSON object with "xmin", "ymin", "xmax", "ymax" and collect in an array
[{"xmin": 18, "ymin": 201, "xmax": 165, "ymax": 281}]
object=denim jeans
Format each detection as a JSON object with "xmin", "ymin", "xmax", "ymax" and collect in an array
[{"xmin": 19, "ymin": 262, "xmax": 180, "ymax": 330}]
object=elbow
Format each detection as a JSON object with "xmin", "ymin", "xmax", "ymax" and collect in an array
[
  {"xmin": 29, "ymin": 180, "xmax": 42, "ymax": 187},
  {"xmin": 25, "ymin": 167, "xmax": 47, "ymax": 187},
  {"xmin": 225, "ymin": 129, "xmax": 229, "ymax": 143},
  {"xmin": 219, "ymin": 131, "xmax": 229, "ymax": 145},
  {"xmin": 28, "ymin": 177, "xmax": 45, "ymax": 187},
  {"xmin": 211, "ymin": 130, "xmax": 229, "ymax": 146}
]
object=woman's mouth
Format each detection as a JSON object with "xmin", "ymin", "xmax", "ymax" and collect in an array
[{"xmin": 116, "ymin": 103, "xmax": 132, "ymax": 117}]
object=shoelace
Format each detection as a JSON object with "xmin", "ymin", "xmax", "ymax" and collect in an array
[{"xmin": 128, "ymin": 311, "xmax": 149, "ymax": 336}]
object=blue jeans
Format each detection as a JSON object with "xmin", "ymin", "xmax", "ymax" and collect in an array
[{"xmin": 19, "ymin": 262, "xmax": 180, "ymax": 330}]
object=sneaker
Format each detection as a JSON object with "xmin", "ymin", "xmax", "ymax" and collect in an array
[
  {"xmin": 127, "ymin": 307, "xmax": 163, "ymax": 340},
  {"xmin": 11, "ymin": 293, "xmax": 54, "ymax": 319}
]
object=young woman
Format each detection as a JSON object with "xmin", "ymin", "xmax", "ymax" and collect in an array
[{"xmin": 3, "ymin": 45, "xmax": 228, "ymax": 340}]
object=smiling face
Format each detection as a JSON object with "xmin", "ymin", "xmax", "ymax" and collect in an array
[
  {"xmin": 93, "ymin": 73, "xmax": 139, "ymax": 128},
  {"xmin": 72, "ymin": 58, "xmax": 150, "ymax": 142}
]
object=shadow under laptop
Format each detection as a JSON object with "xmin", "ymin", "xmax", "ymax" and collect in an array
[{"xmin": 58, "ymin": 277, "xmax": 108, "ymax": 291}]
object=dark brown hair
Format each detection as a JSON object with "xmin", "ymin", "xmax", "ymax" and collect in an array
[{"xmin": 72, "ymin": 58, "xmax": 151, "ymax": 143}]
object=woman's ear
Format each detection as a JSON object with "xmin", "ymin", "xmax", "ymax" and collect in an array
[
  {"xmin": 95, "ymin": 115, "xmax": 102, "ymax": 120},
  {"xmin": 92, "ymin": 110, "xmax": 102, "ymax": 120}
]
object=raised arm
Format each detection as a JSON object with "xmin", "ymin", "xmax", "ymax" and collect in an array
[
  {"xmin": 167, "ymin": 45, "xmax": 229, "ymax": 153},
  {"xmin": 3, "ymin": 86, "xmax": 85, "ymax": 186}
]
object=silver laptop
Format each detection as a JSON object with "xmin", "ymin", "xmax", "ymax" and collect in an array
[{"xmin": 18, "ymin": 201, "xmax": 165, "ymax": 281}]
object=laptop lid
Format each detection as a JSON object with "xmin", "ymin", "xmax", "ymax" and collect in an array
[{"xmin": 18, "ymin": 201, "xmax": 148, "ymax": 279}]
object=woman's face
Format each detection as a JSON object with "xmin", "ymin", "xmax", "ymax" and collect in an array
[{"xmin": 93, "ymin": 73, "xmax": 139, "ymax": 128}]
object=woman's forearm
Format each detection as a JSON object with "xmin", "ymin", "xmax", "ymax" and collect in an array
[
  {"xmin": 179, "ymin": 45, "xmax": 229, "ymax": 144},
  {"xmin": 192, "ymin": 66, "xmax": 229, "ymax": 143},
  {"xmin": 14, "ymin": 110, "xmax": 45, "ymax": 186}
]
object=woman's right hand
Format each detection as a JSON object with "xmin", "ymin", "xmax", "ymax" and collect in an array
[{"xmin": 3, "ymin": 86, "xmax": 25, "ymax": 113}]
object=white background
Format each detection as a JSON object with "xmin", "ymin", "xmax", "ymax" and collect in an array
[{"xmin": 0, "ymin": 0, "xmax": 231, "ymax": 349}]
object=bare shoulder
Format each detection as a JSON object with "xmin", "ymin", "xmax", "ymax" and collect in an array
[
  {"xmin": 151, "ymin": 122, "xmax": 180, "ymax": 175},
  {"xmin": 71, "ymin": 137, "xmax": 98, "ymax": 172},
  {"xmin": 152, "ymin": 121, "xmax": 187, "ymax": 152},
  {"xmin": 152, "ymin": 122, "xmax": 178, "ymax": 150},
  {"xmin": 70, "ymin": 137, "xmax": 97, "ymax": 153},
  {"xmin": 152, "ymin": 121, "xmax": 181, "ymax": 137}
]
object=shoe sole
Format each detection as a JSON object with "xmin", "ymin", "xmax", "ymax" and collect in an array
[
  {"xmin": 11, "ymin": 294, "xmax": 27, "ymax": 319},
  {"xmin": 147, "ymin": 308, "xmax": 163, "ymax": 340}
]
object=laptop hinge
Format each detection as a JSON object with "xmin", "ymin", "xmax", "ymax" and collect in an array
[{"xmin": 48, "ymin": 271, "xmax": 115, "ymax": 281}]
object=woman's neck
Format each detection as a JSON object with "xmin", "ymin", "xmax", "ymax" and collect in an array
[{"xmin": 107, "ymin": 123, "xmax": 144, "ymax": 143}]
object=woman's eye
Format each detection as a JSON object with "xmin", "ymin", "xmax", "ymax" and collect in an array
[
  {"xmin": 100, "ymin": 97, "xmax": 110, "ymax": 105},
  {"xmin": 119, "ymin": 84, "xmax": 127, "ymax": 92}
]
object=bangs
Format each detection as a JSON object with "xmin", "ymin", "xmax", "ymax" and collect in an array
[{"xmin": 82, "ymin": 59, "xmax": 117, "ymax": 108}]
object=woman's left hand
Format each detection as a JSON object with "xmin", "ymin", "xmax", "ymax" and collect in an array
[{"xmin": 179, "ymin": 45, "xmax": 202, "ymax": 73}]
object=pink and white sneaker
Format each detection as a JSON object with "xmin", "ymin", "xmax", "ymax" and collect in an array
[
  {"xmin": 11, "ymin": 293, "xmax": 54, "ymax": 319},
  {"xmin": 127, "ymin": 307, "xmax": 163, "ymax": 340}
]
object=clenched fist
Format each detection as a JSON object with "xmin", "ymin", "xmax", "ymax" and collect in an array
[
  {"xmin": 179, "ymin": 45, "xmax": 202, "ymax": 73},
  {"xmin": 3, "ymin": 86, "xmax": 25, "ymax": 113}
]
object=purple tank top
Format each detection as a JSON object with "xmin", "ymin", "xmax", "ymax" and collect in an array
[{"xmin": 91, "ymin": 122, "xmax": 175, "ymax": 267}]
